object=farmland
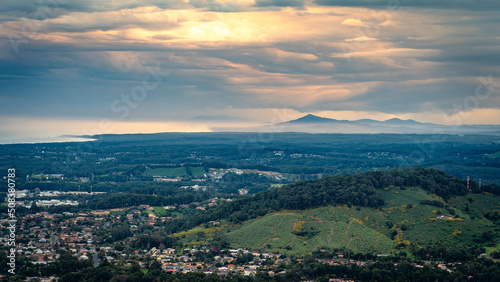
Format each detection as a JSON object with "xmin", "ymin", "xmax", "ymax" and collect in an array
[
  {"xmin": 225, "ymin": 208, "xmax": 395, "ymax": 255},
  {"xmin": 142, "ymin": 167, "xmax": 188, "ymax": 177},
  {"xmin": 190, "ymin": 166, "xmax": 207, "ymax": 178},
  {"xmin": 206, "ymin": 186, "xmax": 499, "ymax": 255},
  {"xmin": 141, "ymin": 166, "xmax": 207, "ymax": 178}
]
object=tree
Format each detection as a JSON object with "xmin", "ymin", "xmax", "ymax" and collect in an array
[{"xmin": 148, "ymin": 260, "xmax": 162, "ymax": 277}]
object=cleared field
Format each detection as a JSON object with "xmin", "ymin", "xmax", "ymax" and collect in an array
[
  {"xmin": 152, "ymin": 206, "xmax": 167, "ymax": 216},
  {"xmin": 485, "ymin": 243, "xmax": 500, "ymax": 255},
  {"xmin": 488, "ymin": 151, "xmax": 500, "ymax": 159},
  {"xmin": 142, "ymin": 166, "xmax": 207, "ymax": 178},
  {"xmin": 190, "ymin": 166, "xmax": 207, "ymax": 178},
  {"xmin": 142, "ymin": 167, "xmax": 188, "ymax": 177},
  {"xmin": 226, "ymin": 214, "xmax": 296, "ymax": 250}
]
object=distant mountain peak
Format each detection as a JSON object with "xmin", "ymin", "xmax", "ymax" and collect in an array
[
  {"xmin": 287, "ymin": 114, "xmax": 338, "ymax": 123},
  {"xmin": 385, "ymin": 118, "xmax": 406, "ymax": 122},
  {"xmin": 383, "ymin": 118, "xmax": 422, "ymax": 125}
]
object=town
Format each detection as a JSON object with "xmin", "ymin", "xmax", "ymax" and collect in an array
[
  {"xmin": 1, "ymin": 186, "xmax": 489, "ymax": 282},
  {"xmin": 1, "ymin": 133, "xmax": 500, "ymax": 281}
]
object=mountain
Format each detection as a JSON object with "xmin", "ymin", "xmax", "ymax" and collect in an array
[
  {"xmin": 183, "ymin": 113, "xmax": 500, "ymax": 134},
  {"xmin": 284, "ymin": 114, "xmax": 347, "ymax": 124},
  {"xmin": 268, "ymin": 114, "xmax": 419, "ymax": 134},
  {"xmin": 382, "ymin": 118, "xmax": 424, "ymax": 126},
  {"xmin": 248, "ymin": 114, "xmax": 500, "ymax": 135},
  {"xmin": 286, "ymin": 115, "xmax": 424, "ymax": 126}
]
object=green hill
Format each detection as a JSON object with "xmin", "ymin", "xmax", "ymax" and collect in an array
[
  {"xmin": 177, "ymin": 186, "xmax": 499, "ymax": 256},
  {"xmin": 171, "ymin": 168, "xmax": 500, "ymax": 256},
  {"xmin": 177, "ymin": 167, "xmax": 471, "ymax": 229}
]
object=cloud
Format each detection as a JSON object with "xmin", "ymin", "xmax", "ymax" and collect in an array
[
  {"xmin": 189, "ymin": 0, "xmax": 249, "ymax": 12},
  {"xmin": 341, "ymin": 18, "xmax": 365, "ymax": 26},
  {"xmin": 0, "ymin": 0, "xmax": 152, "ymax": 19},
  {"xmin": 0, "ymin": 0, "xmax": 499, "ymax": 133},
  {"xmin": 313, "ymin": 0, "xmax": 500, "ymax": 11},
  {"xmin": 254, "ymin": 0, "xmax": 305, "ymax": 7},
  {"xmin": 345, "ymin": 36, "xmax": 377, "ymax": 42}
]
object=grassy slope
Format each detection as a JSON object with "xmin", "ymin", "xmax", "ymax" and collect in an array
[
  {"xmin": 488, "ymin": 151, "xmax": 500, "ymax": 159},
  {"xmin": 221, "ymin": 187, "xmax": 499, "ymax": 254},
  {"xmin": 190, "ymin": 167, "xmax": 207, "ymax": 178},
  {"xmin": 142, "ymin": 166, "xmax": 206, "ymax": 178},
  {"xmin": 142, "ymin": 167, "xmax": 188, "ymax": 177},
  {"xmin": 225, "ymin": 209, "xmax": 395, "ymax": 255}
]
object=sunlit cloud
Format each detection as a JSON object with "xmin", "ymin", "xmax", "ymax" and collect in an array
[
  {"xmin": 341, "ymin": 18, "xmax": 365, "ymax": 26},
  {"xmin": 345, "ymin": 36, "xmax": 377, "ymax": 42}
]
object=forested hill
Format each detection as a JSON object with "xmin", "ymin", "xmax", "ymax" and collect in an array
[{"xmin": 174, "ymin": 168, "xmax": 478, "ymax": 230}]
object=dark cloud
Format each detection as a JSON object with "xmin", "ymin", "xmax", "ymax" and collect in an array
[
  {"xmin": 314, "ymin": 0, "xmax": 500, "ymax": 11},
  {"xmin": 189, "ymin": 0, "xmax": 244, "ymax": 12},
  {"xmin": 254, "ymin": 0, "xmax": 305, "ymax": 7},
  {"xmin": 0, "ymin": 0, "xmax": 145, "ymax": 18},
  {"xmin": 147, "ymin": 0, "xmax": 191, "ymax": 10}
]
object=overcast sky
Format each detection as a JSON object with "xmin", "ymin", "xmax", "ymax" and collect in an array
[{"xmin": 1, "ymin": 0, "xmax": 499, "ymax": 140}]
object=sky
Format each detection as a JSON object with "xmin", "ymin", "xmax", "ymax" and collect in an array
[{"xmin": 1, "ymin": 0, "xmax": 499, "ymax": 142}]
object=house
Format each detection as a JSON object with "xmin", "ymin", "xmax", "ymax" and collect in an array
[
  {"xmin": 154, "ymin": 178, "xmax": 181, "ymax": 182},
  {"xmin": 92, "ymin": 210, "xmax": 110, "ymax": 216}
]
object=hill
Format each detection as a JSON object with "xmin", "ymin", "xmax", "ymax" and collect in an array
[
  {"xmin": 181, "ymin": 168, "xmax": 469, "ymax": 228},
  {"xmin": 283, "ymin": 114, "xmax": 348, "ymax": 124},
  {"xmin": 225, "ymin": 208, "xmax": 396, "ymax": 255},
  {"xmin": 219, "ymin": 186, "xmax": 498, "ymax": 255},
  {"xmin": 171, "ymin": 168, "xmax": 500, "ymax": 256}
]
